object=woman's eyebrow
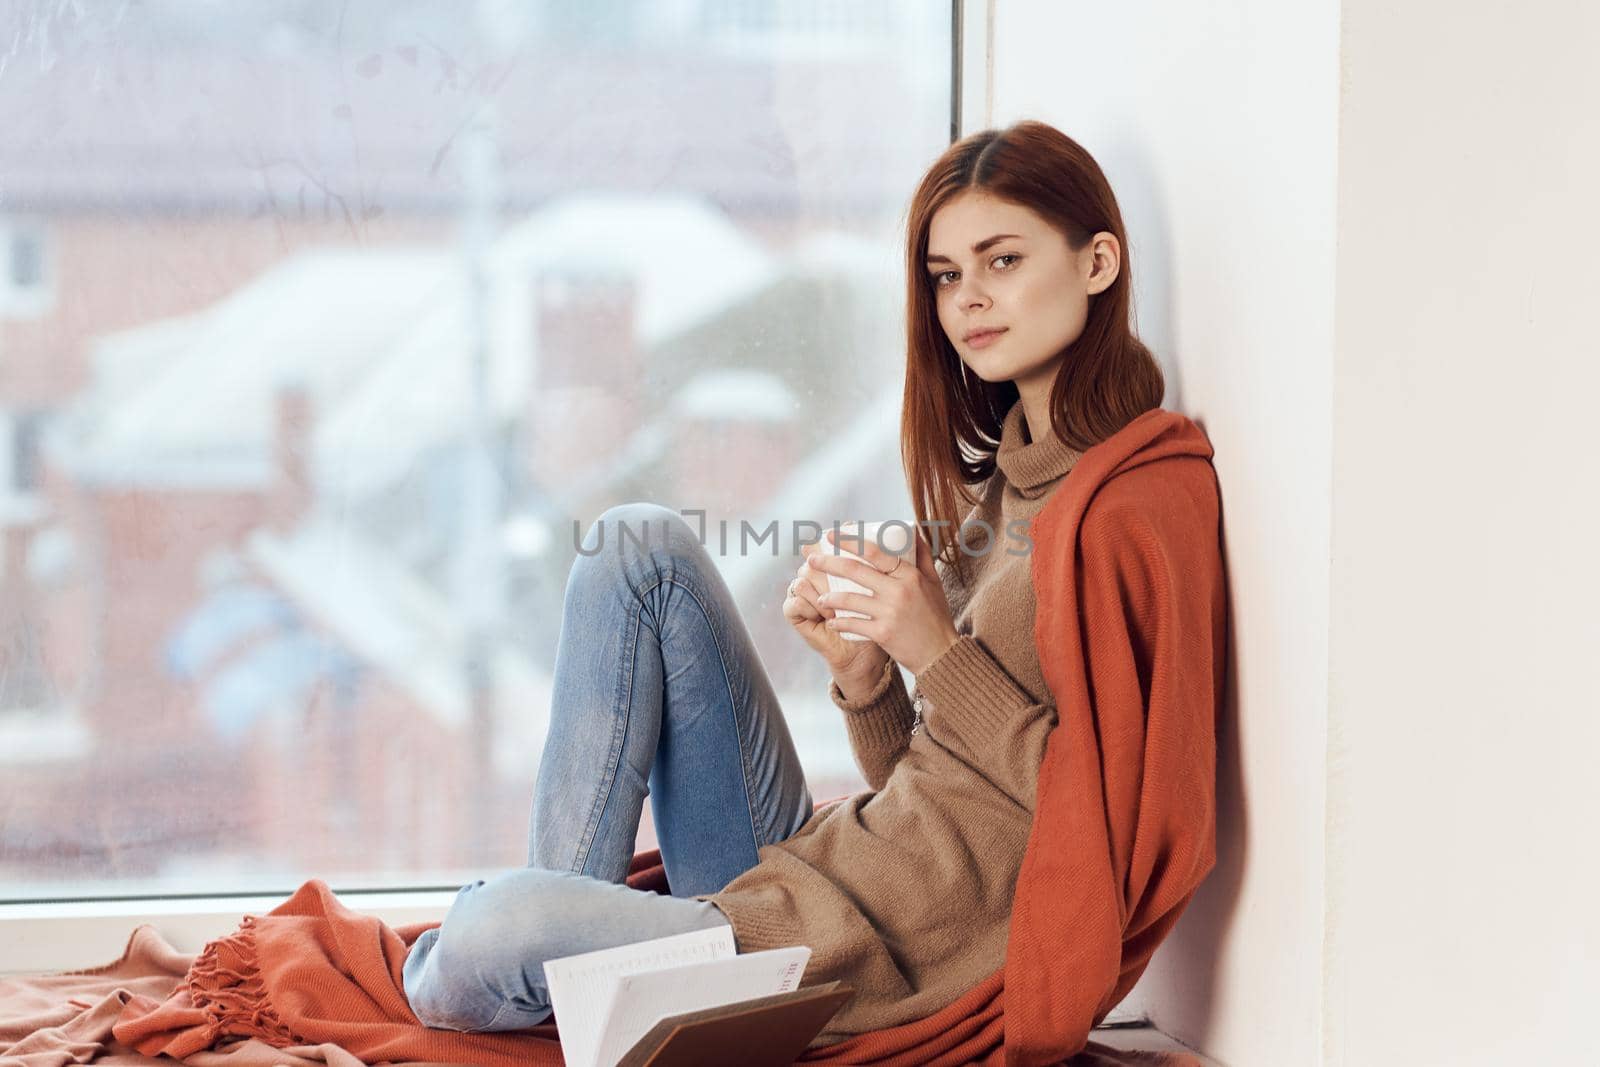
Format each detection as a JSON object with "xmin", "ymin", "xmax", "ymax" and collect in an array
[{"xmin": 925, "ymin": 233, "xmax": 1024, "ymax": 264}]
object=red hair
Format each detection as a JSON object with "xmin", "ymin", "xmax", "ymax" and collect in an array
[{"xmin": 900, "ymin": 121, "xmax": 1165, "ymax": 570}]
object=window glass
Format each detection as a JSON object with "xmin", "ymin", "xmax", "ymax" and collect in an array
[{"xmin": 0, "ymin": 0, "xmax": 952, "ymax": 900}]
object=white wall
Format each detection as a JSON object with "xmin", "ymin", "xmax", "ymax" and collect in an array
[
  {"xmin": 989, "ymin": 1, "xmax": 1600, "ymax": 1064},
  {"xmin": 1326, "ymin": 1, "xmax": 1600, "ymax": 1063},
  {"xmin": 987, "ymin": 3, "xmax": 1340, "ymax": 1064}
]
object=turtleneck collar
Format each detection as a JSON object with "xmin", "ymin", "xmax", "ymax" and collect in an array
[{"xmin": 994, "ymin": 398, "xmax": 1083, "ymax": 498}]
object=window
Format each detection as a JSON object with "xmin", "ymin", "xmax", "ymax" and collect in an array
[
  {"xmin": 2, "ymin": 411, "xmax": 48, "ymax": 493},
  {"xmin": 8, "ymin": 228, "xmax": 45, "ymax": 291},
  {"xmin": 0, "ymin": 220, "xmax": 51, "ymax": 315},
  {"xmin": 0, "ymin": 1, "xmax": 954, "ymax": 902}
]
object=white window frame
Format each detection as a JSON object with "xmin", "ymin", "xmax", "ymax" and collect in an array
[
  {"xmin": 0, "ymin": 890, "xmax": 459, "ymax": 975},
  {"xmin": 0, "ymin": 5, "xmax": 990, "ymax": 977}
]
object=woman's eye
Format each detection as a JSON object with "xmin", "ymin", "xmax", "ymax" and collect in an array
[
  {"xmin": 992, "ymin": 253, "xmax": 1020, "ymax": 270},
  {"xmin": 934, "ymin": 255, "xmax": 1017, "ymax": 289},
  {"xmin": 932, "ymin": 270, "xmax": 959, "ymax": 288}
]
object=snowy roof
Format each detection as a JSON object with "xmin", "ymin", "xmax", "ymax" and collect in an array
[
  {"xmin": 788, "ymin": 230, "xmax": 904, "ymax": 281},
  {"xmin": 672, "ymin": 368, "xmax": 798, "ymax": 422},
  {"xmin": 489, "ymin": 193, "xmax": 777, "ymax": 345},
  {"xmin": 60, "ymin": 247, "xmax": 455, "ymax": 488},
  {"xmin": 54, "ymin": 194, "xmax": 774, "ymax": 496}
]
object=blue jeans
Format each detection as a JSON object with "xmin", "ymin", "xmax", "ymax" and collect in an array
[{"xmin": 402, "ymin": 502, "xmax": 816, "ymax": 1032}]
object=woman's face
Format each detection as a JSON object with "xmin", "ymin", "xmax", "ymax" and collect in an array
[{"xmin": 925, "ymin": 190, "xmax": 1118, "ymax": 397}]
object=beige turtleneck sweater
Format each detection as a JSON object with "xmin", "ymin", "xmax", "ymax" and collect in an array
[{"xmin": 695, "ymin": 398, "xmax": 1084, "ymax": 1046}]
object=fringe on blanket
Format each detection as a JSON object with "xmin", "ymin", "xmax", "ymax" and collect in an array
[{"xmin": 182, "ymin": 913, "xmax": 299, "ymax": 1048}]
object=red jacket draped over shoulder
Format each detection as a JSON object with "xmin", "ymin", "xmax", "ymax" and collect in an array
[{"xmin": 1003, "ymin": 406, "xmax": 1225, "ymax": 1062}]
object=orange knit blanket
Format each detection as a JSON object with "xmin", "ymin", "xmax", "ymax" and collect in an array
[{"xmin": 113, "ymin": 408, "xmax": 1225, "ymax": 1066}]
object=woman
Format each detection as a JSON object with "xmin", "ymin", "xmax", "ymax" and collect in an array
[{"xmin": 401, "ymin": 120, "xmax": 1222, "ymax": 1053}]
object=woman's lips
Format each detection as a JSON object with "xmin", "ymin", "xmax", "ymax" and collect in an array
[{"xmin": 965, "ymin": 327, "xmax": 1007, "ymax": 350}]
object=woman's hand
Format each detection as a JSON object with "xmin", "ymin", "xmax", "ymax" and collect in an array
[
  {"xmin": 782, "ymin": 542, "xmax": 890, "ymax": 686},
  {"xmin": 806, "ymin": 527, "xmax": 961, "ymax": 675}
]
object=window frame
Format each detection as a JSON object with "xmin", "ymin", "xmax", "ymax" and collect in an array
[{"xmin": 0, "ymin": 890, "xmax": 460, "ymax": 975}]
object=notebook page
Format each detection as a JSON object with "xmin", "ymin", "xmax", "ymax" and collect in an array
[
  {"xmin": 591, "ymin": 945, "xmax": 811, "ymax": 1067},
  {"xmin": 542, "ymin": 925, "xmax": 736, "ymax": 1067}
]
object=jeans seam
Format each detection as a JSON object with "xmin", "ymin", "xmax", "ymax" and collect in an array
[
  {"xmin": 465, "ymin": 1001, "xmax": 514, "ymax": 1034},
  {"xmin": 653, "ymin": 574, "xmax": 765, "ymax": 856},
  {"xmin": 570, "ymin": 591, "xmax": 640, "ymax": 877}
]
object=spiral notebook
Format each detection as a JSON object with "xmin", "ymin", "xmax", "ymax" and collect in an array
[{"xmin": 543, "ymin": 926, "xmax": 813, "ymax": 1067}]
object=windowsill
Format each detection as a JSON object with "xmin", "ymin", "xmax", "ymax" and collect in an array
[
  {"xmin": 1086, "ymin": 1024, "xmax": 1224, "ymax": 1066},
  {"xmin": 0, "ymin": 896, "xmax": 1222, "ymax": 1065},
  {"xmin": 0, "ymin": 890, "xmax": 456, "ymax": 975}
]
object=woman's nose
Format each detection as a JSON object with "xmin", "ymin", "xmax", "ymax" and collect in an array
[{"xmin": 956, "ymin": 278, "xmax": 990, "ymax": 310}]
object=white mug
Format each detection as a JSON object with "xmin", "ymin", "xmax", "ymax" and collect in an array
[{"xmin": 824, "ymin": 520, "xmax": 916, "ymax": 642}]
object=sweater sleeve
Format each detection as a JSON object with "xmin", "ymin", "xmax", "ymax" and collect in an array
[
  {"xmin": 827, "ymin": 654, "xmax": 916, "ymax": 792},
  {"xmin": 912, "ymin": 634, "xmax": 1053, "ymax": 811}
]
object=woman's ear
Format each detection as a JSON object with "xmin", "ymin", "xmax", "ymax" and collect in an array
[{"xmin": 1086, "ymin": 231, "xmax": 1121, "ymax": 295}]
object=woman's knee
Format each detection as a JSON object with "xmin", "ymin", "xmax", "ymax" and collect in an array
[
  {"xmin": 404, "ymin": 913, "xmax": 502, "ymax": 1030},
  {"xmin": 405, "ymin": 869, "xmax": 733, "ymax": 1030},
  {"xmin": 404, "ymin": 926, "xmax": 480, "ymax": 1030},
  {"xmin": 574, "ymin": 502, "xmax": 707, "ymax": 580},
  {"xmin": 405, "ymin": 876, "xmax": 551, "ymax": 1027}
]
